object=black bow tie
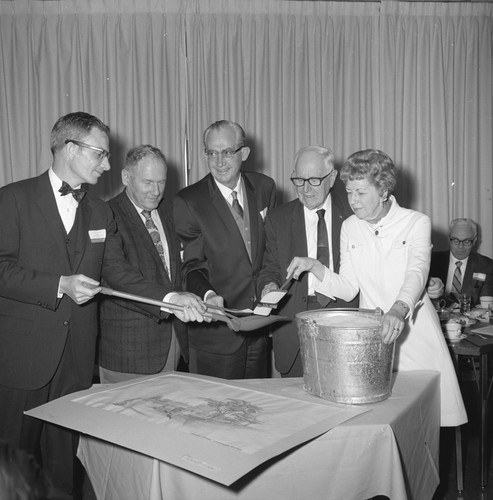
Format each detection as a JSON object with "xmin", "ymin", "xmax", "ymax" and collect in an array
[{"xmin": 59, "ymin": 181, "xmax": 87, "ymax": 203}]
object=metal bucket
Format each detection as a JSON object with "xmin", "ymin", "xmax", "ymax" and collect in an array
[{"xmin": 296, "ymin": 308, "xmax": 395, "ymax": 404}]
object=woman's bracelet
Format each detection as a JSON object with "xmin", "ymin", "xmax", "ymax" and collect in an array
[{"xmin": 391, "ymin": 300, "xmax": 410, "ymax": 318}]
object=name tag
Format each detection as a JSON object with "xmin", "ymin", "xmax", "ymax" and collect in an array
[
  {"xmin": 89, "ymin": 229, "xmax": 106, "ymax": 243},
  {"xmin": 473, "ymin": 273, "xmax": 486, "ymax": 282}
]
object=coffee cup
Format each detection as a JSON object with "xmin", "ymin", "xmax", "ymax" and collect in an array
[
  {"xmin": 480, "ymin": 296, "xmax": 493, "ymax": 309},
  {"xmin": 444, "ymin": 322, "xmax": 462, "ymax": 340}
]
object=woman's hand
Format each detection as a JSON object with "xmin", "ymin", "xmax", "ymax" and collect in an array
[
  {"xmin": 286, "ymin": 257, "xmax": 325, "ymax": 281},
  {"xmin": 382, "ymin": 310, "xmax": 405, "ymax": 343},
  {"xmin": 381, "ymin": 300, "xmax": 409, "ymax": 343}
]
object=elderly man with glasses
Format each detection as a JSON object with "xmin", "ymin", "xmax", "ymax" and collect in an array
[
  {"xmin": 428, "ymin": 218, "xmax": 493, "ymax": 307},
  {"xmin": 257, "ymin": 146, "xmax": 357, "ymax": 377}
]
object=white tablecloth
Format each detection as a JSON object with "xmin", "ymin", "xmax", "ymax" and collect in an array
[{"xmin": 78, "ymin": 370, "xmax": 440, "ymax": 500}]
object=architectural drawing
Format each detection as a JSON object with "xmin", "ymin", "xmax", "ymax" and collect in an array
[{"xmin": 113, "ymin": 396, "xmax": 263, "ymax": 426}]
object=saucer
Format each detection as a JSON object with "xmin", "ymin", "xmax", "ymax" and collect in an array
[
  {"xmin": 449, "ymin": 313, "xmax": 478, "ymax": 327},
  {"xmin": 445, "ymin": 333, "xmax": 466, "ymax": 343}
]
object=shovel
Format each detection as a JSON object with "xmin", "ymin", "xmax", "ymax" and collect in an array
[
  {"xmin": 99, "ymin": 287, "xmax": 241, "ymax": 332},
  {"xmin": 253, "ymin": 277, "xmax": 294, "ymax": 315},
  {"xmin": 99, "ymin": 288, "xmax": 290, "ymax": 333}
]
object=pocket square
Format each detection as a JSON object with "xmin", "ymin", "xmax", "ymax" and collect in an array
[{"xmin": 260, "ymin": 208, "xmax": 268, "ymax": 220}]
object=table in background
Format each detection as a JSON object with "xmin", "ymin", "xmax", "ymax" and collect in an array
[
  {"xmin": 448, "ymin": 322, "xmax": 493, "ymax": 491},
  {"xmin": 78, "ymin": 371, "xmax": 440, "ymax": 500}
]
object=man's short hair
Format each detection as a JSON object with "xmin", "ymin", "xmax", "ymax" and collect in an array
[
  {"xmin": 294, "ymin": 146, "xmax": 335, "ymax": 173},
  {"xmin": 449, "ymin": 218, "xmax": 478, "ymax": 238},
  {"xmin": 203, "ymin": 120, "xmax": 246, "ymax": 148},
  {"xmin": 124, "ymin": 145, "xmax": 167, "ymax": 173},
  {"xmin": 50, "ymin": 111, "xmax": 110, "ymax": 155}
]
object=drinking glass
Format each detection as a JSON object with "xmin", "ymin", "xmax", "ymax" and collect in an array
[{"xmin": 460, "ymin": 294, "xmax": 471, "ymax": 315}]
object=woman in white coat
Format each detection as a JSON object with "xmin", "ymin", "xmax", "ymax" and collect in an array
[{"xmin": 287, "ymin": 149, "xmax": 466, "ymax": 427}]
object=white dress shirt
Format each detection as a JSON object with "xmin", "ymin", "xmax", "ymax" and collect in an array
[
  {"xmin": 445, "ymin": 254, "xmax": 469, "ymax": 294},
  {"xmin": 49, "ymin": 167, "xmax": 80, "ymax": 233},
  {"xmin": 214, "ymin": 177, "xmax": 245, "ymax": 212}
]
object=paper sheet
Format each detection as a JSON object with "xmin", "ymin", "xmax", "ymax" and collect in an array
[
  {"xmin": 26, "ymin": 372, "xmax": 367, "ymax": 485},
  {"xmin": 470, "ymin": 324, "xmax": 493, "ymax": 336}
]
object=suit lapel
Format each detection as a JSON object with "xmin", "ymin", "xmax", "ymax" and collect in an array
[
  {"xmin": 119, "ymin": 194, "xmax": 171, "ymax": 284},
  {"xmin": 35, "ymin": 173, "xmax": 72, "ymax": 272},
  {"xmin": 244, "ymin": 174, "xmax": 261, "ymax": 266},
  {"xmin": 464, "ymin": 252, "xmax": 477, "ymax": 289},
  {"xmin": 291, "ymin": 201, "xmax": 310, "ymax": 295},
  {"xmin": 157, "ymin": 203, "xmax": 179, "ymax": 286},
  {"xmin": 71, "ymin": 197, "xmax": 92, "ymax": 272},
  {"xmin": 291, "ymin": 201, "xmax": 308, "ymax": 257}
]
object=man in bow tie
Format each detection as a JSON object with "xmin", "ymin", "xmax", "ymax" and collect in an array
[{"xmin": 0, "ymin": 112, "xmax": 207, "ymax": 497}]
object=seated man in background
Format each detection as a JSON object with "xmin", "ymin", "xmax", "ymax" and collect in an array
[
  {"xmin": 257, "ymin": 146, "xmax": 358, "ymax": 377},
  {"xmin": 428, "ymin": 218, "xmax": 493, "ymax": 307},
  {"xmin": 99, "ymin": 145, "xmax": 192, "ymax": 383}
]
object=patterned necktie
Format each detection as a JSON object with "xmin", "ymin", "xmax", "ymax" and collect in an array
[
  {"xmin": 59, "ymin": 181, "xmax": 87, "ymax": 202},
  {"xmin": 142, "ymin": 210, "xmax": 169, "ymax": 276},
  {"xmin": 231, "ymin": 191, "xmax": 244, "ymax": 219},
  {"xmin": 452, "ymin": 261, "xmax": 462, "ymax": 298},
  {"xmin": 316, "ymin": 209, "xmax": 331, "ymax": 307}
]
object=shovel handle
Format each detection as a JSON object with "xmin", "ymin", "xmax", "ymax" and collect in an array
[{"xmin": 99, "ymin": 287, "xmax": 239, "ymax": 331}]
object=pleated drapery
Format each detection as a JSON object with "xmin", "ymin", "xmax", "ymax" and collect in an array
[{"xmin": 1, "ymin": 0, "xmax": 492, "ymax": 254}]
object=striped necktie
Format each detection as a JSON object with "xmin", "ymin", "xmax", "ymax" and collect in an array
[
  {"xmin": 142, "ymin": 210, "xmax": 169, "ymax": 277},
  {"xmin": 452, "ymin": 261, "xmax": 462, "ymax": 298},
  {"xmin": 231, "ymin": 191, "xmax": 243, "ymax": 219}
]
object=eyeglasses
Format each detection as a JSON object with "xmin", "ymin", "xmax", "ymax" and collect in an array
[
  {"xmin": 65, "ymin": 139, "xmax": 110, "ymax": 162},
  {"xmin": 204, "ymin": 146, "xmax": 243, "ymax": 160},
  {"xmin": 449, "ymin": 237, "xmax": 475, "ymax": 248},
  {"xmin": 290, "ymin": 172, "xmax": 331, "ymax": 187}
]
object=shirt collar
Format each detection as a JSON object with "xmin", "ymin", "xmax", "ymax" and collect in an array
[
  {"xmin": 49, "ymin": 167, "xmax": 82, "ymax": 194},
  {"xmin": 126, "ymin": 192, "xmax": 155, "ymax": 217},
  {"xmin": 303, "ymin": 193, "xmax": 332, "ymax": 218},
  {"xmin": 213, "ymin": 175, "xmax": 243, "ymax": 201},
  {"xmin": 450, "ymin": 253, "xmax": 469, "ymax": 267}
]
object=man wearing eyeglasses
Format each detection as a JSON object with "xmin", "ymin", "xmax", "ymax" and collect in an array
[
  {"xmin": 0, "ymin": 112, "xmax": 207, "ymax": 496},
  {"xmin": 257, "ymin": 146, "xmax": 357, "ymax": 377},
  {"xmin": 428, "ymin": 218, "xmax": 493, "ymax": 307},
  {"xmin": 174, "ymin": 120, "xmax": 277, "ymax": 379}
]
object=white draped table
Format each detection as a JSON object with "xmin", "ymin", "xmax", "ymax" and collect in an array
[{"xmin": 78, "ymin": 370, "xmax": 440, "ymax": 500}]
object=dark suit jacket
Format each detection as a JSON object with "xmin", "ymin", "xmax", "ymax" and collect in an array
[
  {"xmin": 430, "ymin": 250, "xmax": 493, "ymax": 306},
  {"xmin": 99, "ymin": 192, "xmax": 188, "ymax": 374},
  {"xmin": 0, "ymin": 171, "xmax": 169, "ymax": 391},
  {"xmin": 173, "ymin": 172, "xmax": 276, "ymax": 354},
  {"xmin": 257, "ymin": 191, "xmax": 358, "ymax": 374}
]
